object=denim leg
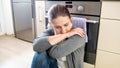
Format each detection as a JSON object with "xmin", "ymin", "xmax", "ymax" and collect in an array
[
  {"xmin": 31, "ymin": 52, "xmax": 49, "ymax": 68},
  {"xmin": 31, "ymin": 52, "xmax": 58, "ymax": 68}
]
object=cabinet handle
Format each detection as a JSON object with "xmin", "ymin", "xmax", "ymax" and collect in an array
[{"xmin": 38, "ymin": 6, "xmax": 42, "ymax": 22}]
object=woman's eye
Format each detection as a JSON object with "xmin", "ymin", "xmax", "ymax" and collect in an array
[
  {"xmin": 55, "ymin": 26, "xmax": 61, "ymax": 29},
  {"xmin": 64, "ymin": 23, "xmax": 68, "ymax": 27}
]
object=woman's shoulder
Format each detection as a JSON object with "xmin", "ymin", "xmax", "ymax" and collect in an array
[
  {"xmin": 44, "ymin": 28, "xmax": 54, "ymax": 35},
  {"xmin": 71, "ymin": 26, "xmax": 76, "ymax": 29}
]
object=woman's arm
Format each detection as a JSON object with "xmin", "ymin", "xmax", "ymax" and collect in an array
[
  {"xmin": 48, "ymin": 35, "xmax": 86, "ymax": 59},
  {"xmin": 33, "ymin": 33, "xmax": 68, "ymax": 53},
  {"xmin": 33, "ymin": 29, "xmax": 53, "ymax": 52},
  {"xmin": 48, "ymin": 28, "xmax": 85, "ymax": 45},
  {"xmin": 48, "ymin": 28, "xmax": 86, "ymax": 58},
  {"xmin": 33, "ymin": 28, "xmax": 71, "ymax": 52},
  {"xmin": 33, "ymin": 28, "xmax": 85, "ymax": 54}
]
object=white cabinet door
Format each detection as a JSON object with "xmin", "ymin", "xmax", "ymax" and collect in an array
[
  {"xmin": 101, "ymin": 1, "xmax": 120, "ymax": 20},
  {"xmin": 35, "ymin": 1, "xmax": 45, "ymax": 37},
  {"xmin": 98, "ymin": 19, "xmax": 120, "ymax": 54},
  {"xmin": 95, "ymin": 50, "xmax": 120, "ymax": 68}
]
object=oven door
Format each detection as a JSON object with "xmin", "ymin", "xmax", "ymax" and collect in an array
[{"xmin": 71, "ymin": 14, "xmax": 100, "ymax": 67}]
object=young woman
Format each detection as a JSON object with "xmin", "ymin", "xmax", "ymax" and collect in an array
[{"xmin": 32, "ymin": 4, "xmax": 86, "ymax": 68}]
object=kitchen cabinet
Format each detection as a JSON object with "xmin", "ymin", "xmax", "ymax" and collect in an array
[
  {"xmin": 95, "ymin": 50, "xmax": 120, "ymax": 68},
  {"xmin": 35, "ymin": 1, "xmax": 45, "ymax": 37},
  {"xmin": 97, "ymin": 19, "xmax": 120, "ymax": 54},
  {"xmin": 96, "ymin": 1, "xmax": 120, "ymax": 68},
  {"xmin": 101, "ymin": 1, "xmax": 120, "ymax": 20}
]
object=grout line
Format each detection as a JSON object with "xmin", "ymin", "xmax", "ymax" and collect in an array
[
  {"xmin": 101, "ymin": 18, "xmax": 120, "ymax": 21},
  {"xmin": 98, "ymin": 49, "xmax": 120, "ymax": 55}
]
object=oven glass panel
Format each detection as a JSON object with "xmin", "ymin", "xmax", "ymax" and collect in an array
[{"xmin": 84, "ymin": 23, "xmax": 99, "ymax": 64}]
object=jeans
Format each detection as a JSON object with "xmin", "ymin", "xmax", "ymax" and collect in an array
[{"xmin": 31, "ymin": 52, "xmax": 58, "ymax": 68}]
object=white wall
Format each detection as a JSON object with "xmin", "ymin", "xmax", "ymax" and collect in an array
[
  {"xmin": 0, "ymin": 0, "xmax": 14, "ymax": 35},
  {"xmin": 0, "ymin": 0, "xmax": 5, "ymax": 35}
]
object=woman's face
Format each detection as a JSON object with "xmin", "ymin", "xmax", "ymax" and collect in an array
[{"xmin": 51, "ymin": 16, "xmax": 72, "ymax": 34}]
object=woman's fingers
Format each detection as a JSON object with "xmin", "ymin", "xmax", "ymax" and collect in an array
[
  {"xmin": 76, "ymin": 28, "xmax": 85, "ymax": 37},
  {"xmin": 77, "ymin": 31, "xmax": 85, "ymax": 37},
  {"xmin": 67, "ymin": 28, "xmax": 86, "ymax": 37}
]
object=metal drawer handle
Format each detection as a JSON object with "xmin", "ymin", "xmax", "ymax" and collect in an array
[{"xmin": 38, "ymin": 6, "xmax": 42, "ymax": 22}]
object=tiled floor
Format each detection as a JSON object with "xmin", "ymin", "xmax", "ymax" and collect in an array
[{"xmin": 0, "ymin": 35, "xmax": 34, "ymax": 68}]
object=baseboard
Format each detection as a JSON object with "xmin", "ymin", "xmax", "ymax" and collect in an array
[
  {"xmin": 0, "ymin": 34, "xmax": 15, "ymax": 37},
  {"xmin": 6, "ymin": 34, "xmax": 15, "ymax": 36}
]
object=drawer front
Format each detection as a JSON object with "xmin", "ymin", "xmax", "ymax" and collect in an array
[
  {"xmin": 101, "ymin": 1, "xmax": 120, "ymax": 20},
  {"xmin": 96, "ymin": 50, "xmax": 120, "ymax": 68},
  {"xmin": 98, "ymin": 19, "xmax": 120, "ymax": 54}
]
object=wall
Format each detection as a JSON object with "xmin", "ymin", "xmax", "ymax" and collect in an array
[
  {"xmin": 0, "ymin": 0, "xmax": 14, "ymax": 35},
  {"xmin": 0, "ymin": 0, "xmax": 5, "ymax": 35}
]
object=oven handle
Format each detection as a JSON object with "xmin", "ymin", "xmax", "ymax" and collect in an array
[
  {"xmin": 45, "ymin": 15, "xmax": 99, "ymax": 24},
  {"xmin": 86, "ymin": 20, "xmax": 99, "ymax": 24}
]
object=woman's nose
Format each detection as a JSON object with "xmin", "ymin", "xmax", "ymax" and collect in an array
[{"xmin": 61, "ymin": 27, "xmax": 66, "ymax": 34}]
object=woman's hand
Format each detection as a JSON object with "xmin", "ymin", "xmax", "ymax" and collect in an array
[{"xmin": 66, "ymin": 28, "xmax": 85, "ymax": 38}]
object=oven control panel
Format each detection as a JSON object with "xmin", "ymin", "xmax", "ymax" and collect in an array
[
  {"xmin": 45, "ymin": 1, "xmax": 101, "ymax": 16},
  {"xmin": 77, "ymin": 6, "xmax": 84, "ymax": 12}
]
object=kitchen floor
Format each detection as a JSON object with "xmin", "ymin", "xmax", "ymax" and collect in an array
[
  {"xmin": 16, "ymin": 28, "xmax": 34, "ymax": 42},
  {"xmin": 0, "ymin": 35, "xmax": 34, "ymax": 68}
]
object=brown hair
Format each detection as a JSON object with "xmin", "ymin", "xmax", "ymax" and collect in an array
[{"xmin": 48, "ymin": 4, "xmax": 71, "ymax": 22}]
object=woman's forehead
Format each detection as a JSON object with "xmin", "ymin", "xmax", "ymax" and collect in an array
[{"xmin": 52, "ymin": 16, "xmax": 71, "ymax": 24}]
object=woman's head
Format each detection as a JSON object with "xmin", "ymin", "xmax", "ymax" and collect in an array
[{"xmin": 48, "ymin": 4, "xmax": 72, "ymax": 34}]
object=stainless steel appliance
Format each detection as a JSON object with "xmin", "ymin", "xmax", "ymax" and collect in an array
[
  {"xmin": 11, "ymin": 0, "xmax": 35, "ymax": 42},
  {"xmin": 45, "ymin": 1, "xmax": 101, "ymax": 68}
]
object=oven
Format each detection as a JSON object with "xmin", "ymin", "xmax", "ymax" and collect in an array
[{"xmin": 45, "ymin": 1, "xmax": 101, "ymax": 68}]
